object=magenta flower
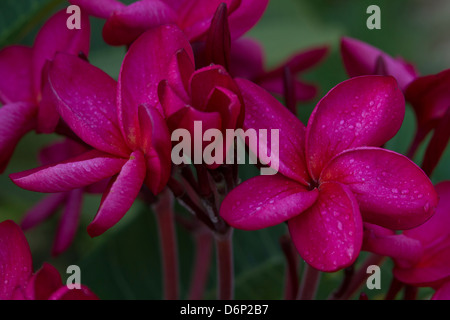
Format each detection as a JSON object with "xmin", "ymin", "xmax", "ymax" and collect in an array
[
  {"xmin": 70, "ymin": 0, "xmax": 268, "ymax": 46},
  {"xmin": 0, "ymin": 9, "xmax": 90, "ymax": 173},
  {"xmin": 20, "ymin": 139, "xmax": 108, "ymax": 255},
  {"xmin": 220, "ymin": 75, "xmax": 437, "ymax": 271},
  {"xmin": 229, "ymin": 38, "xmax": 329, "ymax": 105},
  {"xmin": 364, "ymin": 181, "xmax": 450, "ymax": 291},
  {"xmin": 9, "ymin": 28, "xmax": 173, "ymax": 237},
  {"xmin": 340, "ymin": 37, "xmax": 418, "ymax": 91},
  {"xmin": 0, "ymin": 220, "xmax": 98, "ymax": 300},
  {"xmin": 405, "ymin": 69, "xmax": 450, "ymax": 175}
]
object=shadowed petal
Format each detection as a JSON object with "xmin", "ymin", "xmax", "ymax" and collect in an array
[
  {"xmin": 432, "ymin": 282, "xmax": 450, "ymax": 300},
  {"xmin": 10, "ymin": 150, "xmax": 127, "ymax": 193},
  {"xmin": 0, "ymin": 220, "xmax": 33, "ymax": 300},
  {"xmin": 21, "ymin": 193, "xmax": 67, "ymax": 230},
  {"xmin": 340, "ymin": 37, "xmax": 418, "ymax": 91},
  {"xmin": 118, "ymin": 25, "xmax": 193, "ymax": 145},
  {"xmin": 48, "ymin": 53, "xmax": 129, "ymax": 157},
  {"xmin": 0, "ymin": 102, "xmax": 37, "ymax": 173},
  {"xmin": 69, "ymin": 0, "xmax": 125, "ymax": 19},
  {"xmin": 53, "ymin": 188, "xmax": 83, "ymax": 256},
  {"xmin": 103, "ymin": 0, "xmax": 177, "ymax": 45},
  {"xmin": 229, "ymin": 38, "xmax": 264, "ymax": 79},
  {"xmin": 321, "ymin": 147, "xmax": 438, "ymax": 230},
  {"xmin": 220, "ymin": 174, "xmax": 318, "ymax": 230},
  {"xmin": 288, "ymin": 181, "xmax": 363, "ymax": 272},
  {"xmin": 48, "ymin": 285, "xmax": 98, "ymax": 300},
  {"xmin": 24, "ymin": 263, "xmax": 62, "ymax": 300},
  {"xmin": 87, "ymin": 150, "xmax": 146, "ymax": 237},
  {"xmin": 236, "ymin": 78, "xmax": 309, "ymax": 185},
  {"xmin": 0, "ymin": 45, "xmax": 33, "ymax": 104},
  {"xmin": 306, "ymin": 75, "xmax": 405, "ymax": 181},
  {"xmin": 32, "ymin": 9, "xmax": 90, "ymax": 97},
  {"xmin": 258, "ymin": 77, "xmax": 318, "ymax": 102}
]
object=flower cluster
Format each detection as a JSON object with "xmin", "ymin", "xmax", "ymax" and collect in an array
[{"xmin": 0, "ymin": 1, "xmax": 448, "ymax": 300}]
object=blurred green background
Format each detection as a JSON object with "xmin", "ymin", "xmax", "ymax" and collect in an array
[{"xmin": 0, "ymin": 0, "xmax": 449, "ymax": 299}]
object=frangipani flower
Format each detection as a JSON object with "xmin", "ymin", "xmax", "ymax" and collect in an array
[
  {"xmin": 0, "ymin": 9, "xmax": 90, "ymax": 173},
  {"xmin": 0, "ymin": 220, "xmax": 98, "ymax": 300},
  {"xmin": 21, "ymin": 139, "xmax": 108, "ymax": 255},
  {"xmin": 340, "ymin": 37, "xmax": 418, "ymax": 91},
  {"xmin": 70, "ymin": 0, "xmax": 268, "ymax": 46},
  {"xmin": 10, "ymin": 28, "xmax": 172, "ymax": 237},
  {"xmin": 220, "ymin": 75, "xmax": 437, "ymax": 271},
  {"xmin": 364, "ymin": 181, "xmax": 450, "ymax": 291}
]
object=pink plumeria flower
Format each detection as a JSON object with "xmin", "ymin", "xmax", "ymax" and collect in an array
[
  {"xmin": 364, "ymin": 181, "xmax": 450, "ymax": 292},
  {"xmin": 70, "ymin": 0, "xmax": 268, "ymax": 46},
  {"xmin": 0, "ymin": 220, "xmax": 98, "ymax": 300},
  {"xmin": 405, "ymin": 69, "xmax": 450, "ymax": 175},
  {"xmin": 220, "ymin": 75, "xmax": 438, "ymax": 272},
  {"xmin": 340, "ymin": 37, "xmax": 418, "ymax": 91},
  {"xmin": 229, "ymin": 38, "xmax": 329, "ymax": 106},
  {"xmin": 20, "ymin": 139, "xmax": 108, "ymax": 255},
  {"xmin": 10, "ymin": 29, "xmax": 172, "ymax": 237},
  {"xmin": 0, "ymin": 9, "xmax": 90, "ymax": 173}
]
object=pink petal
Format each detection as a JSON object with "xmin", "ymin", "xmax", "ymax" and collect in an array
[
  {"xmin": 340, "ymin": 37, "xmax": 418, "ymax": 91},
  {"xmin": 306, "ymin": 75, "xmax": 405, "ymax": 181},
  {"xmin": 220, "ymin": 174, "xmax": 318, "ymax": 230},
  {"xmin": 227, "ymin": 0, "xmax": 269, "ymax": 40},
  {"xmin": 0, "ymin": 45, "xmax": 33, "ymax": 104},
  {"xmin": 320, "ymin": 147, "xmax": 438, "ymax": 230},
  {"xmin": 0, "ymin": 220, "xmax": 33, "ymax": 300},
  {"xmin": 288, "ymin": 181, "xmax": 363, "ymax": 272},
  {"xmin": 52, "ymin": 188, "xmax": 84, "ymax": 255},
  {"xmin": 204, "ymin": 3, "xmax": 231, "ymax": 70},
  {"xmin": 258, "ymin": 77, "xmax": 318, "ymax": 102},
  {"xmin": 48, "ymin": 285, "xmax": 99, "ymax": 300},
  {"xmin": 103, "ymin": 0, "xmax": 177, "ymax": 45},
  {"xmin": 21, "ymin": 193, "xmax": 68, "ymax": 230},
  {"xmin": 235, "ymin": 78, "xmax": 310, "ymax": 185},
  {"xmin": 48, "ymin": 53, "xmax": 130, "ymax": 157},
  {"xmin": 432, "ymin": 282, "xmax": 450, "ymax": 300},
  {"xmin": 32, "ymin": 9, "xmax": 90, "ymax": 98},
  {"xmin": 10, "ymin": 150, "xmax": 127, "ymax": 193},
  {"xmin": 118, "ymin": 25, "xmax": 193, "ymax": 145},
  {"xmin": 69, "ymin": 0, "xmax": 125, "ymax": 19},
  {"xmin": 39, "ymin": 139, "xmax": 88, "ymax": 165},
  {"xmin": 87, "ymin": 150, "xmax": 146, "ymax": 237},
  {"xmin": 138, "ymin": 106, "xmax": 172, "ymax": 195},
  {"xmin": 229, "ymin": 38, "xmax": 265, "ymax": 79},
  {"xmin": 404, "ymin": 181, "xmax": 450, "ymax": 246},
  {"xmin": 0, "ymin": 102, "xmax": 37, "ymax": 173},
  {"xmin": 24, "ymin": 263, "xmax": 62, "ymax": 300},
  {"xmin": 36, "ymin": 61, "xmax": 60, "ymax": 133}
]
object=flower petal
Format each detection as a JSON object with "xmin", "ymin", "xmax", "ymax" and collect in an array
[
  {"xmin": 432, "ymin": 282, "xmax": 450, "ymax": 300},
  {"xmin": 10, "ymin": 150, "xmax": 127, "ymax": 193},
  {"xmin": 0, "ymin": 45, "xmax": 33, "ymax": 104},
  {"xmin": 340, "ymin": 37, "xmax": 418, "ymax": 91},
  {"xmin": 32, "ymin": 9, "xmax": 90, "ymax": 97},
  {"xmin": 24, "ymin": 263, "xmax": 62, "ymax": 300},
  {"xmin": 0, "ymin": 102, "xmax": 37, "ymax": 173},
  {"xmin": 118, "ymin": 25, "xmax": 193, "ymax": 145},
  {"xmin": 48, "ymin": 285, "xmax": 98, "ymax": 300},
  {"xmin": 52, "ymin": 188, "xmax": 83, "ymax": 256},
  {"xmin": 320, "ymin": 147, "xmax": 438, "ymax": 230},
  {"xmin": 103, "ymin": 0, "xmax": 177, "ymax": 45},
  {"xmin": 306, "ymin": 75, "xmax": 405, "ymax": 181},
  {"xmin": 288, "ymin": 181, "xmax": 363, "ymax": 272},
  {"xmin": 87, "ymin": 150, "xmax": 146, "ymax": 237},
  {"xmin": 229, "ymin": 38, "xmax": 264, "ymax": 79},
  {"xmin": 220, "ymin": 174, "xmax": 318, "ymax": 230},
  {"xmin": 0, "ymin": 220, "xmax": 33, "ymax": 300},
  {"xmin": 21, "ymin": 193, "xmax": 67, "ymax": 230},
  {"xmin": 69, "ymin": 0, "xmax": 125, "ymax": 19},
  {"xmin": 235, "ymin": 78, "xmax": 309, "ymax": 185},
  {"xmin": 227, "ymin": 0, "xmax": 269, "ymax": 40},
  {"xmin": 48, "ymin": 53, "xmax": 129, "ymax": 157}
]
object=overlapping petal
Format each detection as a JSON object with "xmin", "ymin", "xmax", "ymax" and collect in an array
[
  {"xmin": 21, "ymin": 193, "xmax": 67, "ymax": 230},
  {"xmin": 220, "ymin": 174, "xmax": 318, "ymax": 230},
  {"xmin": 320, "ymin": 147, "xmax": 438, "ymax": 230},
  {"xmin": 10, "ymin": 150, "xmax": 127, "ymax": 193},
  {"xmin": 70, "ymin": 0, "xmax": 125, "ymax": 19},
  {"xmin": 24, "ymin": 263, "xmax": 62, "ymax": 300},
  {"xmin": 306, "ymin": 76, "xmax": 405, "ymax": 180},
  {"xmin": 288, "ymin": 182, "xmax": 363, "ymax": 272}
]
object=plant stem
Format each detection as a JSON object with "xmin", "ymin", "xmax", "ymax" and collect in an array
[
  {"xmin": 280, "ymin": 235, "xmax": 300, "ymax": 300},
  {"xmin": 188, "ymin": 229, "xmax": 214, "ymax": 299},
  {"xmin": 153, "ymin": 190, "xmax": 179, "ymax": 300},
  {"xmin": 297, "ymin": 263, "xmax": 321, "ymax": 300},
  {"xmin": 215, "ymin": 229, "xmax": 234, "ymax": 300}
]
